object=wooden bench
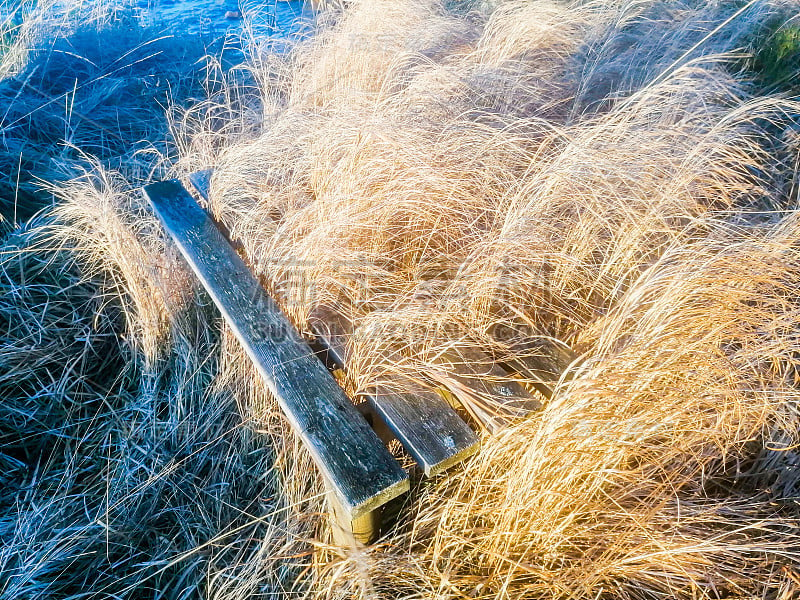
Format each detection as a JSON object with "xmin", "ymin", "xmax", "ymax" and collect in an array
[
  {"xmin": 144, "ymin": 174, "xmax": 574, "ymax": 543},
  {"xmin": 144, "ymin": 178, "xmax": 484, "ymax": 543},
  {"xmin": 186, "ymin": 171, "xmax": 481, "ymax": 477}
]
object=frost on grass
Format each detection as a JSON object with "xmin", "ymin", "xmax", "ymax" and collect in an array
[{"xmin": 4, "ymin": 0, "xmax": 800, "ymax": 598}]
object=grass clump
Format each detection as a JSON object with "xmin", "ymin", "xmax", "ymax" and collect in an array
[
  {"xmin": 0, "ymin": 0, "xmax": 211, "ymax": 223},
  {"xmin": 5, "ymin": 0, "xmax": 800, "ymax": 599},
  {"xmin": 1, "ymin": 4, "xmax": 316, "ymax": 598},
  {"xmin": 0, "ymin": 171, "xmax": 317, "ymax": 598}
]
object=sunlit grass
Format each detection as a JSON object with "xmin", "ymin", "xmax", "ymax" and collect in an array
[{"xmin": 3, "ymin": 0, "xmax": 800, "ymax": 598}]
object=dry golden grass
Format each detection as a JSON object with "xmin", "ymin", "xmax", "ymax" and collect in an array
[
  {"xmin": 172, "ymin": 0, "xmax": 800, "ymax": 597},
  {"xmin": 5, "ymin": 0, "xmax": 800, "ymax": 598}
]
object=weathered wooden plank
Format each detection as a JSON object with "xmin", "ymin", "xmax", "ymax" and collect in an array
[
  {"xmin": 143, "ymin": 180, "xmax": 409, "ymax": 518},
  {"xmin": 189, "ymin": 168, "xmax": 213, "ymax": 201},
  {"xmin": 309, "ymin": 306, "xmax": 479, "ymax": 477},
  {"xmin": 430, "ymin": 347, "xmax": 543, "ymax": 433},
  {"xmin": 364, "ymin": 375, "xmax": 479, "ymax": 476},
  {"xmin": 499, "ymin": 338, "xmax": 578, "ymax": 399}
]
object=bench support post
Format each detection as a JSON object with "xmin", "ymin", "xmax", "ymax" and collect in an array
[{"xmin": 325, "ymin": 484, "xmax": 381, "ymax": 545}]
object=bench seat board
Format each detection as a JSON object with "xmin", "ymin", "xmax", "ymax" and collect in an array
[
  {"xmin": 188, "ymin": 170, "xmax": 479, "ymax": 476},
  {"xmin": 431, "ymin": 347, "xmax": 543, "ymax": 433},
  {"xmin": 308, "ymin": 307, "xmax": 480, "ymax": 477},
  {"xmin": 143, "ymin": 180, "xmax": 409, "ymax": 518},
  {"xmin": 365, "ymin": 375, "xmax": 480, "ymax": 476}
]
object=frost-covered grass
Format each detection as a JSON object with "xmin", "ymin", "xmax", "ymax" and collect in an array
[
  {"xmin": 0, "ymin": 0, "xmax": 215, "ymax": 223},
  {"xmin": 4, "ymin": 1, "xmax": 800, "ymax": 599}
]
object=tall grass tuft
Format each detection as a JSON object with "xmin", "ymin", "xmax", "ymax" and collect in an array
[
  {"xmin": 5, "ymin": 0, "xmax": 800, "ymax": 598},
  {"xmin": 181, "ymin": 0, "xmax": 800, "ymax": 597},
  {"xmin": 0, "ymin": 0, "xmax": 209, "ymax": 223}
]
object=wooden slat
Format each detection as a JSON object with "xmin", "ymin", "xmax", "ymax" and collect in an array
[
  {"xmin": 364, "ymin": 375, "xmax": 479, "ymax": 476},
  {"xmin": 499, "ymin": 338, "xmax": 578, "ymax": 399},
  {"xmin": 309, "ymin": 306, "xmax": 479, "ymax": 477},
  {"xmin": 430, "ymin": 347, "xmax": 543, "ymax": 433},
  {"xmin": 143, "ymin": 180, "xmax": 408, "ymax": 518},
  {"xmin": 189, "ymin": 168, "xmax": 213, "ymax": 201}
]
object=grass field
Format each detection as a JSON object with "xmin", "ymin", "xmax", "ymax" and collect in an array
[{"xmin": 3, "ymin": 0, "xmax": 800, "ymax": 598}]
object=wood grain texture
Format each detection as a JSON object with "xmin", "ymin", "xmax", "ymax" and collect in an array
[
  {"xmin": 143, "ymin": 180, "xmax": 408, "ymax": 518},
  {"xmin": 309, "ymin": 306, "xmax": 479, "ymax": 477},
  {"xmin": 364, "ymin": 375, "xmax": 479, "ymax": 476},
  {"xmin": 188, "ymin": 169, "xmax": 213, "ymax": 201},
  {"xmin": 431, "ymin": 347, "xmax": 543, "ymax": 433}
]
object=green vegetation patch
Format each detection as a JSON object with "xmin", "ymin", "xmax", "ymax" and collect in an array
[{"xmin": 743, "ymin": 17, "xmax": 800, "ymax": 94}]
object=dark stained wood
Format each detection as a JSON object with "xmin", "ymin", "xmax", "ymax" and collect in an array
[
  {"xmin": 363, "ymin": 375, "xmax": 479, "ymax": 476},
  {"xmin": 143, "ymin": 180, "xmax": 409, "ymax": 518},
  {"xmin": 309, "ymin": 306, "xmax": 479, "ymax": 477}
]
